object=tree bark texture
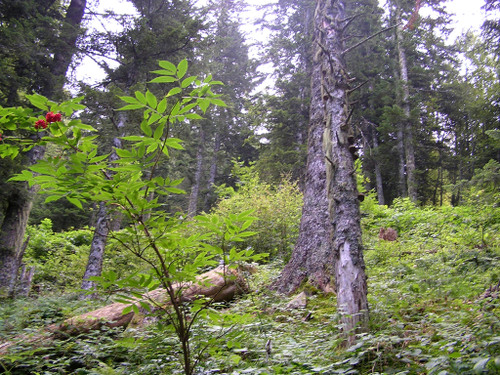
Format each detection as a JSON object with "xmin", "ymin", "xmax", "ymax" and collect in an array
[
  {"xmin": 0, "ymin": 146, "xmax": 44, "ymax": 298},
  {"xmin": 270, "ymin": 38, "xmax": 334, "ymax": 295},
  {"xmin": 372, "ymin": 128, "xmax": 386, "ymax": 206},
  {"xmin": 188, "ymin": 126, "xmax": 206, "ymax": 217},
  {"xmin": 316, "ymin": 0, "xmax": 369, "ymax": 343},
  {"xmin": 44, "ymin": 0, "xmax": 87, "ymax": 98},
  {"xmin": 0, "ymin": 0, "xmax": 87, "ymax": 298},
  {"xmin": 396, "ymin": 12, "xmax": 417, "ymax": 202},
  {"xmin": 203, "ymin": 132, "xmax": 220, "ymax": 212},
  {"xmin": 81, "ymin": 202, "xmax": 109, "ymax": 295}
]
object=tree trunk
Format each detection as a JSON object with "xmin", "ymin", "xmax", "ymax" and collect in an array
[
  {"xmin": 81, "ymin": 112, "xmax": 127, "ymax": 297},
  {"xmin": 188, "ymin": 126, "xmax": 206, "ymax": 217},
  {"xmin": 0, "ymin": 0, "xmax": 87, "ymax": 298},
  {"xmin": 44, "ymin": 0, "xmax": 87, "ymax": 98},
  {"xmin": 372, "ymin": 127, "xmax": 385, "ymax": 205},
  {"xmin": 203, "ymin": 132, "xmax": 220, "ymax": 212},
  {"xmin": 396, "ymin": 9, "xmax": 417, "ymax": 202},
  {"xmin": 270, "ymin": 33, "xmax": 334, "ymax": 295},
  {"xmin": 0, "ymin": 145, "xmax": 44, "ymax": 298},
  {"xmin": 317, "ymin": 0, "xmax": 369, "ymax": 344},
  {"xmin": 81, "ymin": 202, "xmax": 109, "ymax": 297}
]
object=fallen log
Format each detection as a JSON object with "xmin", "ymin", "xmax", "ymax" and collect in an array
[{"xmin": 0, "ymin": 265, "xmax": 254, "ymax": 354}]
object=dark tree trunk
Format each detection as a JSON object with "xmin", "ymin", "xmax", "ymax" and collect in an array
[
  {"xmin": 0, "ymin": 0, "xmax": 87, "ymax": 298},
  {"xmin": 317, "ymin": 0, "xmax": 369, "ymax": 344},
  {"xmin": 270, "ymin": 58, "xmax": 334, "ymax": 294},
  {"xmin": 372, "ymin": 127, "xmax": 385, "ymax": 205},
  {"xmin": 0, "ymin": 146, "xmax": 44, "ymax": 298},
  {"xmin": 44, "ymin": 0, "xmax": 87, "ymax": 98}
]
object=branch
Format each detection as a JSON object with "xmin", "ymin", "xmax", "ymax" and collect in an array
[{"xmin": 342, "ymin": 23, "xmax": 401, "ymax": 56}]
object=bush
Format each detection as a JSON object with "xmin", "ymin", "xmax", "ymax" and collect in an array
[{"xmin": 206, "ymin": 161, "xmax": 303, "ymax": 261}]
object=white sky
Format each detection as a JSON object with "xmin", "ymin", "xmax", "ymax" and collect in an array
[{"xmin": 74, "ymin": 0, "xmax": 487, "ymax": 85}]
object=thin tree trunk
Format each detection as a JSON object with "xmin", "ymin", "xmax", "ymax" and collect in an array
[
  {"xmin": 81, "ymin": 202, "xmax": 109, "ymax": 296},
  {"xmin": 372, "ymin": 128, "xmax": 385, "ymax": 205},
  {"xmin": 81, "ymin": 112, "xmax": 126, "ymax": 297},
  {"xmin": 203, "ymin": 132, "xmax": 220, "ymax": 212},
  {"xmin": 317, "ymin": 0, "xmax": 369, "ymax": 344},
  {"xmin": 396, "ymin": 10, "xmax": 417, "ymax": 202},
  {"xmin": 188, "ymin": 127, "xmax": 205, "ymax": 218}
]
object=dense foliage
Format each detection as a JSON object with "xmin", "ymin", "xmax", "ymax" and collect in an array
[
  {"xmin": 1, "ymin": 195, "xmax": 499, "ymax": 374},
  {"xmin": 0, "ymin": 0, "xmax": 499, "ymax": 373}
]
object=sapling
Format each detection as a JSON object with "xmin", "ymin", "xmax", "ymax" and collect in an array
[{"xmin": 0, "ymin": 60, "xmax": 264, "ymax": 374}]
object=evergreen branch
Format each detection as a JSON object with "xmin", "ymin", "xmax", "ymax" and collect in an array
[{"xmin": 342, "ymin": 23, "xmax": 401, "ymax": 56}]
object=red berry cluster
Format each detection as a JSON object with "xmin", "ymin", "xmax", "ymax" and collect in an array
[
  {"xmin": 35, "ymin": 119, "xmax": 48, "ymax": 130},
  {"xmin": 46, "ymin": 111, "xmax": 62, "ymax": 123},
  {"xmin": 0, "ymin": 133, "xmax": 3, "ymax": 141},
  {"xmin": 34, "ymin": 111, "xmax": 62, "ymax": 130}
]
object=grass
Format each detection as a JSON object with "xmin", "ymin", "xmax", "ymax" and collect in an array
[{"xmin": 1, "ymin": 201, "xmax": 499, "ymax": 374}]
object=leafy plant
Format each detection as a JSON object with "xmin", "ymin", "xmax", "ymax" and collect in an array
[{"xmin": 0, "ymin": 60, "xmax": 264, "ymax": 375}]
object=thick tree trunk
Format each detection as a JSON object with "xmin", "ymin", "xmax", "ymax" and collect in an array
[
  {"xmin": 44, "ymin": 0, "xmax": 87, "ymax": 98},
  {"xmin": 0, "ymin": 146, "xmax": 44, "ymax": 298},
  {"xmin": 188, "ymin": 127, "xmax": 206, "ymax": 217},
  {"xmin": 270, "ymin": 36, "xmax": 334, "ymax": 295},
  {"xmin": 396, "ymin": 10, "xmax": 417, "ymax": 202},
  {"xmin": 317, "ymin": 0, "xmax": 369, "ymax": 344},
  {"xmin": 0, "ymin": 0, "xmax": 87, "ymax": 298}
]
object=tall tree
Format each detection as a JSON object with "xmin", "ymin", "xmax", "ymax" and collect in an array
[
  {"xmin": 316, "ymin": 0, "xmax": 369, "ymax": 342},
  {"xmin": 269, "ymin": 0, "xmax": 335, "ymax": 294}
]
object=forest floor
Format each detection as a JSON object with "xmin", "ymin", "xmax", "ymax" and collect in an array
[{"xmin": 0, "ymin": 200, "xmax": 499, "ymax": 374}]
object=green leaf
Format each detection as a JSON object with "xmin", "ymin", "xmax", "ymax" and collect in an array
[
  {"xmin": 66, "ymin": 196, "xmax": 83, "ymax": 209},
  {"xmin": 157, "ymin": 98, "xmax": 167, "ymax": 113},
  {"xmin": 141, "ymin": 119, "xmax": 153, "ymax": 137},
  {"xmin": 177, "ymin": 59, "xmax": 188, "ymax": 79},
  {"xmin": 158, "ymin": 60, "xmax": 177, "ymax": 73},
  {"xmin": 122, "ymin": 305, "xmax": 133, "ymax": 315},
  {"xmin": 121, "ymin": 136, "xmax": 145, "ymax": 141},
  {"xmin": 198, "ymin": 99, "xmax": 210, "ymax": 113},
  {"xmin": 210, "ymin": 98, "xmax": 227, "ymax": 107},
  {"xmin": 153, "ymin": 123, "xmax": 165, "ymax": 140},
  {"xmin": 135, "ymin": 91, "xmax": 147, "ymax": 105},
  {"xmin": 27, "ymin": 94, "xmax": 48, "ymax": 111},
  {"xmin": 181, "ymin": 76, "xmax": 197, "ymax": 88},
  {"xmin": 44, "ymin": 195, "xmax": 62, "ymax": 203},
  {"xmin": 119, "ymin": 96, "xmax": 139, "ymax": 104},
  {"xmin": 165, "ymin": 187, "xmax": 186, "ymax": 194},
  {"xmin": 167, "ymin": 87, "xmax": 182, "ymax": 97},
  {"xmin": 146, "ymin": 90, "xmax": 157, "ymax": 108},
  {"xmin": 149, "ymin": 76, "xmax": 176, "ymax": 83},
  {"xmin": 117, "ymin": 104, "xmax": 144, "ymax": 111},
  {"xmin": 165, "ymin": 138, "xmax": 184, "ymax": 150}
]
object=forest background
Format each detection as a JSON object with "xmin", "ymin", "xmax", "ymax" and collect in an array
[{"xmin": 0, "ymin": 0, "xmax": 499, "ymax": 374}]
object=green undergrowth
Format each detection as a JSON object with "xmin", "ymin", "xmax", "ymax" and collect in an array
[{"xmin": 1, "ymin": 200, "xmax": 499, "ymax": 374}]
